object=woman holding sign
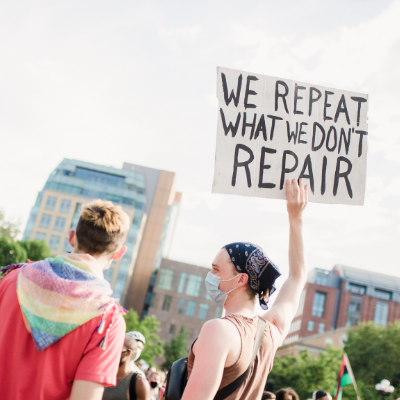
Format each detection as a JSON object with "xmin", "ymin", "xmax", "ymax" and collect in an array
[{"xmin": 181, "ymin": 179, "xmax": 308, "ymax": 400}]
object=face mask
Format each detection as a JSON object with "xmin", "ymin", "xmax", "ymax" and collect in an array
[
  {"xmin": 150, "ymin": 381, "xmax": 158, "ymax": 389},
  {"xmin": 205, "ymin": 272, "xmax": 239, "ymax": 305},
  {"xmin": 134, "ymin": 349, "xmax": 142, "ymax": 361}
]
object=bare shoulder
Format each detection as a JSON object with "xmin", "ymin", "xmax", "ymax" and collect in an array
[{"xmin": 199, "ymin": 317, "xmax": 239, "ymax": 338}]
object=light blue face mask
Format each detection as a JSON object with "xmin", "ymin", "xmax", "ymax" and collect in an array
[{"xmin": 205, "ymin": 271, "xmax": 240, "ymax": 305}]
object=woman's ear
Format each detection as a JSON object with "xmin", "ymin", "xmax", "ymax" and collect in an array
[{"xmin": 238, "ymin": 273, "xmax": 249, "ymax": 287}]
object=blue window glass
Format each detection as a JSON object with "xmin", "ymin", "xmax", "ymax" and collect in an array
[
  {"xmin": 375, "ymin": 289, "xmax": 392, "ymax": 301},
  {"xmin": 45, "ymin": 197, "xmax": 57, "ymax": 210},
  {"xmin": 186, "ymin": 301, "xmax": 197, "ymax": 317},
  {"xmin": 104, "ymin": 268, "xmax": 114, "ymax": 282},
  {"xmin": 48, "ymin": 182, "xmax": 82, "ymax": 195},
  {"xmin": 311, "ymin": 292, "xmax": 326, "ymax": 318},
  {"xmin": 162, "ymin": 295, "xmax": 172, "ymax": 311},
  {"xmin": 374, "ymin": 301, "xmax": 389, "ymax": 327},
  {"xmin": 40, "ymin": 214, "xmax": 51, "ymax": 228},
  {"xmin": 215, "ymin": 306, "xmax": 222, "ymax": 318},
  {"xmin": 54, "ymin": 217, "xmax": 66, "ymax": 232},
  {"xmin": 349, "ymin": 283, "xmax": 366, "ymax": 295},
  {"xmin": 158, "ymin": 269, "xmax": 174, "ymax": 291},
  {"xmin": 185, "ymin": 274, "xmax": 202, "ymax": 297},
  {"xmin": 60, "ymin": 200, "xmax": 71, "ymax": 213},
  {"xmin": 318, "ymin": 323, "xmax": 325, "ymax": 334},
  {"xmin": 49, "ymin": 235, "xmax": 60, "ymax": 250},
  {"xmin": 63, "ymin": 238, "xmax": 72, "ymax": 252},
  {"xmin": 135, "ymin": 202, "xmax": 144, "ymax": 210},
  {"xmin": 36, "ymin": 232, "xmax": 46, "ymax": 241},
  {"xmin": 307, "ymin": 320, "xmax": 314, "ymax": 332},
  {"xmin": 177, "ymin": 273, "xmax": 187, "ymax": 293},
  {"xmin": 178, "ymin": 299, "xmax": 185, "ymax": 314},
  {"xmin": 75, "ymin": 167, "xmax": 125, "ymax": 188},
  {"xmin": 198, "ymin": 304, "xmax": 209, "ymax": 320}
]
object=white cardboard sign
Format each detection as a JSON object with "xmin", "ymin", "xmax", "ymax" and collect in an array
[{"xmin": 212, "ymin": 67, "xmax": 369, "ymax": 205}]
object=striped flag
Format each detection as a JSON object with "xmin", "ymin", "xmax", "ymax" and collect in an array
[{"xmin": 333, "ymin": 354, "xmax": 361, "ymax": 400}]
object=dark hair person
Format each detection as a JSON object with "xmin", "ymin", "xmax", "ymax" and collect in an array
[
  {"xmin": 276, "ymin": 388, "xmax": 300, "ymax": 400},
  {"xmin": 182, "ymin": 179, "xmax": 308, "ymax": 400},
  {"xmin": 0, "ymin": 200, "xmax": 130, "ymax": 400}
]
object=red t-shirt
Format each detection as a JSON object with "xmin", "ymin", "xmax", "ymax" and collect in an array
[{"xmin": 0, "ymin": 269, "xmax": 126, "ymax": 400}]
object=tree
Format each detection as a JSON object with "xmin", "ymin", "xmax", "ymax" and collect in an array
[
  {"xmin": 19, "ymin": 239, "xmax": 53, "ymax": 261},
  {"xmin": 344, "ymin": 321, "xmax": 400, "ymax": 400},
  {"xmin": 162, "ymin": 326, "xmax": 190, "ymax": 370},
  {"xmin": 267, "ymin": 346, "xmax": 343, "ymax": 399},
  {"xmin": 0, "ymin": 209, "xmax": 20, "ymax": 240},
  {"xmin": 0, "ymin": 237, "xmax": 27, "ymax": 266},
  {"xmin": 124, "ymin": 308, "xmax": 164, "ymax": 366}
]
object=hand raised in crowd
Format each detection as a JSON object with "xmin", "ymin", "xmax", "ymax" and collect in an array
[{"xmin": 286, "ymin": 179, "xmax": 308, "ymax": 221}]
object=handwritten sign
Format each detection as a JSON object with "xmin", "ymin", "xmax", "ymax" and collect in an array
[{"xmin": 212, "ymin": 67, "xmax": 369, "ymax": 205}]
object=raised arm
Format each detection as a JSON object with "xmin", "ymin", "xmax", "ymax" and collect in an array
[{"xmin": 263, "ymin": 178, "xmax": 307, "ymax": 337}]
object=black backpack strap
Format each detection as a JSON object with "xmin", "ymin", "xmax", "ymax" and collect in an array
[
  {"xmin": 213, "ymin": 316, "xmax": 266, "ymax": 400},
  {"xmin": 129, "ymin": 372, "xmax": 138, "ymax": 400}
]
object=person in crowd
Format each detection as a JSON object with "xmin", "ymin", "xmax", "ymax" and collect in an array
[
  {"xmin": 148, "ymin": 371, "xmax": 161, "ymax": 400},
  {"xmin": 127, "ymin": 331, "xmax": 147, "ymax": 378},
  {"xmin": 146, "ymin": 366, "xmax": 157, "ymax": 378},
  {"xmin": 312, "ymin": 390, "xmax": 332, "ymax": 400},
  {"xmin": 103, "ymin": 333, "xmax": 151, "ymax": 400},
  {"xmin": 0, "ymin": 200, "xmax": 129, "ymax": 400},
  {"xmin": 262, "ymin": 391, "xmax": 276, "ymax": 400},
  {"xmin": 275, "ymin": 388, "xmax": 300, "ymax": 400},
  {"xmin": 181, "ymin": 179, "xmax": 308, "ymax": 400}
]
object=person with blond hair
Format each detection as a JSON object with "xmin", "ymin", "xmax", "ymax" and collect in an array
[{"xmin": 0, "ymin": 200, "xmax": 130, "ymax": 400}]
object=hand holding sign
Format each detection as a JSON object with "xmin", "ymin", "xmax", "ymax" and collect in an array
[
  {"xmin": 286, "ymin": 179, "xmax": 308, "ymax": 221},
  {"xmin": 212, "ymin": 67, "xmax": 369, "ymax": 205}
]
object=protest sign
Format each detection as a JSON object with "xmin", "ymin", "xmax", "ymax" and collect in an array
[{"xmin": 212, "ymin": 67, "xmax": 369, "ymax": 205}]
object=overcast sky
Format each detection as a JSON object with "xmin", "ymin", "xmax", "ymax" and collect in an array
[{"xmin": 1, "ymin": 0, "xmax": 399, "ymax": 287}]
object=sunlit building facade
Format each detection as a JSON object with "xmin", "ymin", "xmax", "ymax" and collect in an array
[{"xmin": 23, "ymin": 158, "xmax": 181, "ymax": 312}]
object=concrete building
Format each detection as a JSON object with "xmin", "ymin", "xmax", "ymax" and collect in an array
[
  {"xmin": 284, "ymin": 265, "xmax": 400, "ymax": 345},
  {"xmin": 146, "ymin": 258, "xmax": 223, "ymax": 346},
  {"xmin": 23, "ymin": 159, "xmax": 181, "ymax": 313}
]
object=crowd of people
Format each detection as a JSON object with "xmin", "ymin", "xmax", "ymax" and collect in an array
[
  {"xmin": 1, "ymin": 179, "xmax": 313, "ymax": 400},
  {"xmin": 262, "ymin": 388, "xmax": 332, "ymax": 400}
]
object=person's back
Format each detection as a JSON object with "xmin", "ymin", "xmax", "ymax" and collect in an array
[{"xmin": 0, "ymin": 199, "xmax": 131, "ymax": 400}]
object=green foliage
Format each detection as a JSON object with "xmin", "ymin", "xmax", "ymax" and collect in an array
[
  {"xmin": 0, "ymin": 237, "xmax": 27, "ymax": 266},
  {"xmin": 124, "ymin": 308, "xmax": 164, "ymax": 366},
  {"xmin": 268, "ymin": 346, "xmax": 343, "ymax": 399},
  {"xmin": 18, "ymin": 239, "xmax": 53, "ymax": 261},
  {"xmin": 344, "ymin": 321, "xmax": 400, "ymax": 400},
  {"xmin": 0, "ymin": 209, "xmax": 20, "ymax": 240},
  {"xmin": 162, "ymin": 326, "xmax": 190, "ymax": 370}
]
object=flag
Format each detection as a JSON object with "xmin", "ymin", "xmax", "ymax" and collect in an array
[{"xmin": 333, "ymin": 354, "xmax": 361, "ymax": 400}]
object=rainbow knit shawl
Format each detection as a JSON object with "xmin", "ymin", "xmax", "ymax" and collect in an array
[{"xmin": 14, "ymin": 255, "xmax": 117, "ymax": 351}]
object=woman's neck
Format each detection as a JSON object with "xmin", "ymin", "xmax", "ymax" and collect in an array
[{"xmin": 223, "ymin": 291, "xmax": 256, "ymax": 317}]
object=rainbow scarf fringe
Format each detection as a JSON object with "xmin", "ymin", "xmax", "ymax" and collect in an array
[{"xmin": 9, "ymin": 255, "xmax": 122, "ymax": 351}]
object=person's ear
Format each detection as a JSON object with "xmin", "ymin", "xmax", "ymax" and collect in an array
[
  {"xmin": 68, "ymin": 230, "xmax": 76, "ymax": 248},
  {"xmin": 112, "ymin": 245, "xmax": 127, "ymax": 261},
  {"xmin": 238, "ymin": 273, "xmax": 249, "ymax": 287}
]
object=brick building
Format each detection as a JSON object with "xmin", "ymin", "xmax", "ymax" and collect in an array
[
  {"xmin": 146, "ymin": 258, "xmax": 223, "ymax": 347},
  {"xmin": 284, "ymin": 265, "xmax": 400, "ymax": 345}
]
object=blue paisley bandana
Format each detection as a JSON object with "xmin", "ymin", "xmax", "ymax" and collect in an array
[{"xmin": 224, "ymin": 242, "xmax": 281, "ymax": 309}]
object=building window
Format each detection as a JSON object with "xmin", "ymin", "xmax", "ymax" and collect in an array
[
  {"xmin": 215, "ymin": 306, "xmax": 222, "ymax": 318},
  {"xmin": 185, "ymin": 274, "xmax": 202, "ymax": 297},
  {"xmin": 349, "ymin": 283, "xmax": 366, "ymax": 295},
  {"xmin": 177, "ymin": 272, "xmax": 187, "ymax": 294},
  {"xmin": 198, "ymin": 304, "xmax": 209, "ymax": 320},
  {"xmin": 54, "ymin": 217, "xmax": 66, "ymax": 232},
  {"xmin": 315, "ymin": 274, "xmax": 329, "ymax": 286},
  {"xmin": 307, "ymin": 320, "xmax": 315, "ymax": 332},
  {"xmin": 169, "ymin": 324, "xmax": 176, "ymax": 335},
  {"xmin": 178, "ymin": 299, "xmax": 185, "ymax": 314},
  {"xmin": 318, "ymin": 323, "xmax": 325, "ymax": 334},
  {"xmin": 374, "ymin": 301, "xmax": 389, "ymax": 327},
  {"xmin": 311, "ymin": 292, "xmax": 326, "ymax": 318},
  {"xmin": 186, "ymin": 301, "xmax": 197, "ymax": 317},
  {"xmin": 45, "ymin": 197, "xmax": 57, "ymax": 210},
  {"xmin": 40, "ymin": 214, "xmax": 51, "ymax": 228},
  {"xmin": 36, "ymin": 232, "xmax": 46, "ymax": 241},
  {"xmin": 49, "ymin": 235, "xmax": 60, "ymax": 250},
  {"xmin": 295, "ymin": 290, "xmax": 306, "ymax": 317},
  {"xmin": 375, "ymin": 289, "xmax": 392, "ymax": 301},
  {"xmin": 150, "ymin": 293, "xmax": 156, "ymax": 308},
  {"xmin": 346, "ymin": 295, "xmax": 362, "ymax": 326},
  {"xmin": 289, "ymin": 319, "xmax": 301, "ymax": 334},
  {"xmin": 158, "ymin": 269, "xmax": 174, "ymax": 290},
  {"xmin": 162, "ymin": 295, "xmax": 172, "ymax": 311},
  {"xmin": 60, "ymin": 200, "xmax": 71, "ymax": 213},
  {"xmin": 283, "ymin": 335, "xmax": 299, "ymax": 345},
  {"xmin": 63, "ymin": 238, "xmax": 72, "ymax": 252}
]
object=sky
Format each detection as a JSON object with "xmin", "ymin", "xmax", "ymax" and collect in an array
[{"xmin": 0, "ymin": 0, "xmax": 399, "ymax": 287}]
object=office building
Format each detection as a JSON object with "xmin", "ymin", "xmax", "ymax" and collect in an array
[
  {"xmin": 146, "ymin": 258, "xmax": 223, "ymax": 346},
  {"xmin": 284, "ymin": 265, "xmax": 400, "ymax": 345},
  {"xmin": 23, "ymin": 158, "xmax": 181, "ymax": 312}
]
